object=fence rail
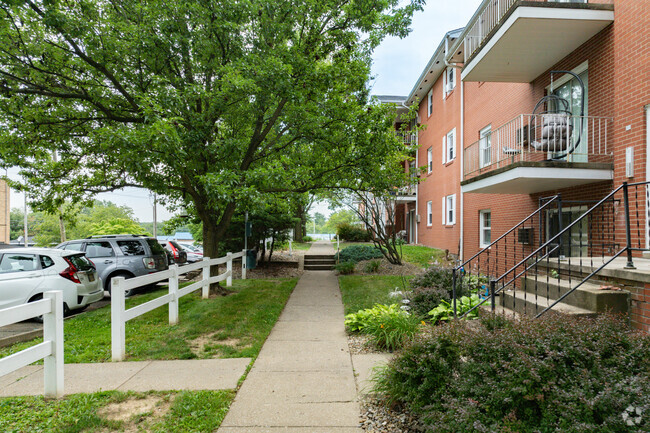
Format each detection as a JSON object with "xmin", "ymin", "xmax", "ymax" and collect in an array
[
  {"xmin": 464, "ymin": 113, "xmax": 612, "ymax": 179},
  {"xmin": 0, "ymin": 291, "xmax": 64, "ymax": 398},
  {"xmin": 112, "ymin": 250, "xmax": 246, "ymax": 361}
]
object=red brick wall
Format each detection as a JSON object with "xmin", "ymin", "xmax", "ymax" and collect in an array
[{"xmin": 416, "ymin": 69, "xmax": 463, "ymax": 254}]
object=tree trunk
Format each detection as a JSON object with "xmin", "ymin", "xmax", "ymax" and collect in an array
[
  {"xmin": 201, "ymin": 218, "xmax": 233, "ymax": 296},
  {"xmin": 58, "ymin": 214, "xmax": 66, "ymax": 243},
  {"xmin": 294, "ymin": 205, "xmax": 304, "ymax": 242}
]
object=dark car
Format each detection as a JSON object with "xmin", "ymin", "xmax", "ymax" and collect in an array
[
  {"xmin": 158, "ymin": 240, "xmax": 188, "ymax": 265},
  {"xmin": 57, "ymin": 234, "xmax": 168, "ymax": 294}
]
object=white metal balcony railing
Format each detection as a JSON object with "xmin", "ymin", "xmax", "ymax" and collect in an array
[
  {"xmin": 464, "ymin": 114, "xmax": 612, "ymax": 179},
  {"xmin": 396, "ymin": 131, "xmax": 418, "ymax": 147},
  {"xmin": 398, "ymin": 183, "xmax": 417, "ymax": 196},
  {"xmin": 462, "ymin": 0, "xmax": 606, "ymax": 63}
]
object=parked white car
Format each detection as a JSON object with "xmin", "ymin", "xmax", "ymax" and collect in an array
[
  {"xmin": 0, "ymin": 248, "xmax": 104, "ymax": 317},
  {"xmin": 179, "ymin": 243, "xmax": 203, "ymax": 263}
]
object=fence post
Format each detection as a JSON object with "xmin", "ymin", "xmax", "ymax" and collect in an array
[
  {"xmin": 43, "ymin": 291, "xmax": 64, "ymax": 398},
  {"xmin": 227, "ymin": 252, "xmax": 233, "ymax": 287},
  {"xmin": 169, "ymin": 265, "xmax": 179, "ymax": 325},
  {"xmin": 111, "ymin": 277, "xmax": 126, "ymax": 362},
  {"xmin": 241, "ymin": 250, "xmax": 247, "ymax": 280},
  {"xmin": 289, "ymin": 240, "xmax": 292, "ymax": 254},
  {"xmin": 623, "ymin": 182, "xmax": 636, "ymax": 269},
  {"xmin": 202, "ymin": 257, "xmax": 211, "ymax": 299}
]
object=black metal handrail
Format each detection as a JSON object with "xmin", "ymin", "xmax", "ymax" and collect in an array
[
  {"xmin": 451, "ymin": 195, "xmax": 561, "ymax": 316},
  {"xmin": 455, "ymin": 181, "xmax": 643, "ymax": 319}
]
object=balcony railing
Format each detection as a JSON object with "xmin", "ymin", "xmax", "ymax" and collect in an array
[
  {"xmin": 398, "ymin": 184, "xmax": 417, "ymax": 197},
  {"xmin": 462, "ymin": 0, "xmax": 611, "ymax": 64},
  {"xmin": 396, "ymin": 131, "xmax": 417, "ymax": 147},
  {"xmin": 464, "ymin": 113, "xmax": 612, "ymax": 180}
]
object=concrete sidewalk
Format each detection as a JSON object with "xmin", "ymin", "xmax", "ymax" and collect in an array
[
  {"xmin": 219, "ymin": 241, "xmax": 361, "ymax": 432},
  {"xmin": 0, "ymin": 358, "xmax": 250, "ymax": 397}
]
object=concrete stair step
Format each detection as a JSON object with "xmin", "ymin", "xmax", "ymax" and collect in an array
[
  {"xmin": 520, "ymin": 276, "xmax": 629, "ymax": 313},
  {"xmin": 500, "ymin": 290, "xmax": 595, "ymax": 317},
  {"xmin": 304, "ymin": 255, "xmax": 335, "ymax": 260},
  {"xmin": 304, "ymin": 264, "xmax": 334, "ymax": 271},
  {"xmin": 304, "ymin": 259, "xmax": 336, "ymax": 265}
]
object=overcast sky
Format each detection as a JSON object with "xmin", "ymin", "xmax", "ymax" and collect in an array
[{"xmin": 8, "ymin": 0, "xmax": 482, "ymax": 223}]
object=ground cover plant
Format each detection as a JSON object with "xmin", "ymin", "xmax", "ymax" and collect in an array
[
  {"xmin": 374, "ymin": 314, "xmax": 650, "ymax": 432},
  {"xmin": 336, "ymin": 244, "xmax": 384, "ymax": 264},
  {"xmin": 335, "ymin": 261, "xmax": 356, "ymax": 275},
  {"xmin": 0, "ymin": 389, "xmax": 234, "ymax": 433},
  {"xmin": 345, "ymin": 304, "xmax": 419, "ymax": 351},
  {"xmin": 0, "ymin": 279, "xmax": 297, "ymax": 363}
]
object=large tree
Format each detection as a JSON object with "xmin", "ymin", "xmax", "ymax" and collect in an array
[{"xmin": 0, "ymin": 0, "xmax": 419, "ymax": 268}]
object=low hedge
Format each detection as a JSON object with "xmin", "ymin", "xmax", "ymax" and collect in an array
[
  {"xmin": 336, "ymin": 244, "xmax": 383, "ymax": 264},
  {"xmin": 374, "ymin": 314, "xmax": 650, "ymax": 432}
]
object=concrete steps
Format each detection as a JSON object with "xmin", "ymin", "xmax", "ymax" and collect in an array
[{"xmin": 304, "ymin": 254, "xmax": 335, "ymax": 271}]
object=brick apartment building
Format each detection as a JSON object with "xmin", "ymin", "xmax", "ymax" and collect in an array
[{"xmin": 390, "ymin": 0, "xmax": 649, "ymax": 330}]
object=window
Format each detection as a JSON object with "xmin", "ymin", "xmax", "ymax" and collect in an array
[
  {"xmin": 479, "ymin": 125, "xmax": 492, "ymax": 168},
  {"xmin": 427, "ymin": 147, "xmax": 433, "ymax": 173},
  {"xmin": 427, "ymin": 201, "xmax": 433, "ymax": 226},
  {"xmin": 0, "ymin": 254, "xmax": 37, "ymax": 273},
  {"xmin": 40, "ymin": 255, "xmax": 55, "ymax": 269},
  {"xmin": 63, "ymin": 242, "xmax": 83, "ymax": 251},
  {"xmin": 84, "ymin": 241, "xmax": 114, "ymax": 258},
  {"xmin": 445, "ymin": 128, "xmax": 456, "ymax": 162},
  {"xmin": 446, "ymin": 194, "xmax": 456, "ymax": 225},
  {"xmin": 441, "ymin": 196, "xmax": 446, "ymax": 225},
  {"xmin": 427, "ymin": 90, "xmax": 433, "ymax": 116},
  {"xmin": 117, "ymin": 240, "xmax": 145, "ymax": 256},
  {"xmin": 480, "ymin": 210, "xmax": 492, "ymax": 247},
  {"xmin": 443, "ymin": 67, "xmax": 456, "ymax": 98}
]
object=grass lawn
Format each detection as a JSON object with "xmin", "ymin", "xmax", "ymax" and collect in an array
[
  {"xmin": 0, "ymin": 278, "xmax": 297, "ymax": 363},
  {"xmin": 0, "ymin": 390, "xmax": 234, "ymax": 433},
  {"xmin": 290, "ymin": 242, "xmax": 311, "ymax": 251},
  {"xmin": 339, "ymin": 275, "xmax": 413, "ymax": 315},
  {"xmin": 336, "ymin": 242, "xmax": 446, "ymax": 267}
]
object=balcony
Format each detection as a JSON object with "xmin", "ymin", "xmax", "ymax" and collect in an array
[
  {"xmin": 462, "ymin": 113, "xmax": 613, "ymax": 194},
  {"xmin": 451, "ymin": 0, "xmax": 614, "ymax": 82},
  {"xmin": 394, "ymin": 184, "xmax": 417, "ymax": 203}
]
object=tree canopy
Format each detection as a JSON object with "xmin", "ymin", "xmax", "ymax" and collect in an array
[{"xmin": 0, "ymin": 0, "xmax": 421, "ymax": 260}]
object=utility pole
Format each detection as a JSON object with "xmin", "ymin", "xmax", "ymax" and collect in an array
[{"xmin": 152, "ymin": 193, "xmax": 158, "ymax": 238}]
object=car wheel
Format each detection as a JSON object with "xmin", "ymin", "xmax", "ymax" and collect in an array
[{"xmin": 106, "ymin": 272, "xmax": 136, "ymax": 297}]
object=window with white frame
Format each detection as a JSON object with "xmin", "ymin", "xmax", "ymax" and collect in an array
[
  {"xmin": 445, "ymin": 128, "xmax": 456, "ymax": 162},
  {"xmin": 427, "ymin": 90, "xmax": 433, "ymax": 117},
  {"xmin": 446, "ymin": 194, "xmax": 456, "ymax": 225},
  {"xmin": 479, "ymin": 125, "xmax": 492, "ymax": 168},
  {"xmin": 480, "ymin": 210, "xmax": 491, "ymax": 247},
  {"xmin": 427, "ymin": 147, "xmax": 433, "ymax": 173},
  {"xmin": 427, "ymin": 201, "xmax": 433, "ymax": 226},
  {"xmin": 443, "ymin": 67, "xmax": 456, "ymax": 98}
]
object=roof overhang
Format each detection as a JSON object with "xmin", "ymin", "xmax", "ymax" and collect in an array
[
  {"xmin": 461, "ymin": 163, "xmax": 613, "ymax": 194},
  {"xmin": 461, "ymin": 5, "xmax": 614, "ymax": 83}
]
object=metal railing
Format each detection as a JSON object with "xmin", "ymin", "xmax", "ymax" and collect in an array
[
  {"xmin": 464, "ymin": 114, "xmax": 613, "ymax": 179},
  {"xmin": 454, "ymin": 181, "xmax": 648, "ymax": 319},
  {"xmin": 461, "ymin": 0, "xmax": 609, "ymax": 64},
  {"xmin": 396, "ymin": 131, "xmax": 417, "ymax": 147}
]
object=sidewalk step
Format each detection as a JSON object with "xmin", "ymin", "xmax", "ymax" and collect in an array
[
  {"xmin": 499, "ymin": 290, "xmax": 595, "ymax": 317},
  {"xmin": 304, "ymin": 259, "xmax": 336, "ymax": 265},
  {"xmin": 304, "ymin": 254, "xmax": 335, "ymax": 260},
  {"xmin": 304, "ymin": 264, "xmax": 335, "ymax": 270}
]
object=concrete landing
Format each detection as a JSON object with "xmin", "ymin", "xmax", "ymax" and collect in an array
[
  {"xmin": 0, "ymin": 358, "xmax": 250, "ymax": 397},
  {"xmin": 219, "ymin": 241, "xmax": 361, "ymax": 431}
]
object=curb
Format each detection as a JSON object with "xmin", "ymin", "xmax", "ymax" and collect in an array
[{"xmin": 0, "ymin": 329, "xmax": 43, "ymax": 348}]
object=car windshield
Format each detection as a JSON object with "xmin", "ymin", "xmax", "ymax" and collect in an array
[
  {"xmin": 67, "ymin": 254, "xmax": 95, "ymax": 271},
  {"xmin": 146, "ymin": 239, "xmax": 166, "ymax": 255}
]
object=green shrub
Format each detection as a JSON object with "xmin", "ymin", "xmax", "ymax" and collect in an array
[
  {"xmin": 374, "ymin": 314, "xmax": 650, "ymax": 432},
  {"xmin": 428, "ymin": 294, "xmax": 481, "ymax": 324},
  {"xmin": 336, "ymin": 244, "xmax": 383, "ymax": 264},
  {"xmin": 410, "ymin": 266, "xmax": 454, "ymax": 291},
  {"xmin": 335, "ymin": 261, "xmax": 355, "ymax": 274},
  {"xmin": 302, "ymin": 235, "xmax": 314, "ymax": 242},
  {"xmin": 345, "ymin": 304, "xmax": 419, "ymax": 351},
  {"xmin": 337, "ymin": 223, "xmax": 371, "ymax": 242},
  {"xmin": 364, "ymin": 260, "xmax": 381, "ymax": 273},
  {"xmin": 409, "ymin": 286, "xmax": 451, "ymax": 319}
]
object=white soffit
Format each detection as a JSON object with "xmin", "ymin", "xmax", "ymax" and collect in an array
[
  {"xmin": 461, "ymin": 166, "xmax": 613, "ymax": 194},
  {"xmin": 461, "ymin": 7, "xmax": 614, "ymax": 83}
]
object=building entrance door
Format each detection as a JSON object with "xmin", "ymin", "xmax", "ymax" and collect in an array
[{"xmin": 547, "ymin": 206, "xmax": 588, "ymax": 257}]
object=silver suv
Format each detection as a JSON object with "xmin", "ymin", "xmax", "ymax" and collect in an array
[{"xmin": 56, "ymin": 235, "xmax": 168, "ymax": 294}]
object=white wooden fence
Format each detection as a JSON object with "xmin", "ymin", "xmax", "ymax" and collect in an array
[
  {"xmin": 0, "ymin": 291, "xmax": 64, "ymax": 398},
  {"xmin": 111, "ymin": 250, "xmax": 246, "ymax": 361}
]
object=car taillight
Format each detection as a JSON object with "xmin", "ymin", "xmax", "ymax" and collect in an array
[
  {"xmin": 143, "ymin": 257, "xmax": 156, "ymax": 269},
  {"xmin": 60, "ymin": 258, "xmax": 81, "ymax": 284}
]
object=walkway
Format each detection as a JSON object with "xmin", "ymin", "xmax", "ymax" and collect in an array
[{"xmin": 218, "ymin": 241, "xmax": 361, "ymax": 432}]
